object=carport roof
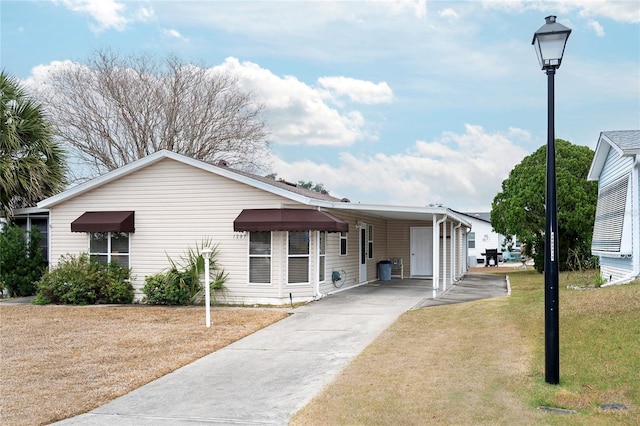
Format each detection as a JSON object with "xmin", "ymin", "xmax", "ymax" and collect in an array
[{"xmin": 319, "ymin": 202, "xmax": 472, "ymax": 227}]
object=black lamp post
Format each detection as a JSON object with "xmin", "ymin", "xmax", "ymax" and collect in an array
[{"xmin": 532, "ymin": 15, "xmax": 571, "ymax": 385}]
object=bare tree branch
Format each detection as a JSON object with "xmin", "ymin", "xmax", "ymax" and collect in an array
[{"xmin": 36, "ymin": 49, "xmax": 270, "ymax": 180}]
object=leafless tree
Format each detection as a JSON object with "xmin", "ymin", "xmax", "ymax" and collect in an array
[{"xmin": 37, "ymin": 50, "xmax": 270, "ymax": 178}]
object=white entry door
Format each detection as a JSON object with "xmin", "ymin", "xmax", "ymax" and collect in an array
[
  {"xmin": 359, "ymin": 224, "xmax": 367, "ymax": 282},
  {"xmin": 411, "ymin": 227, "xmax": 433, "ymax": 277}
]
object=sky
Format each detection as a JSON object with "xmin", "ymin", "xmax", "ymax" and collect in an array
[{"xmin": 1, "ymin": 0, "xmax": 639, "ymax": 211}]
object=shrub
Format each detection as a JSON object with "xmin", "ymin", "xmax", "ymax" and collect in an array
[
  {"xmin": 0, "ymin": 223, "xmax": 47, "ymax": 297},
  {"xmin": 141, "ymin": 269, "xmax": 193, "ymax": 305},
  {"xmin": 143, "ymin": 238, "xmax": 228, "ymax": 305},
  {"xmin": 35, "ymin": 253, "xmax": 133, "ymax": 305}
]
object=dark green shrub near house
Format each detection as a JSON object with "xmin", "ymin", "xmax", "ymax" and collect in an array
[
  {"xmin": 142, "ymin": 240, "xmax": 228, "ymax": 305},
  {"xmin": 142, "ymin": 269, "xmax": 193, "ymax": 305},
  {"xmin": 35, "ymin": 253, "xmax": 133, "ymax": 305},
  {"xmin": 0, "ymin": 223, "xmax": 47, "ymax": 297}
]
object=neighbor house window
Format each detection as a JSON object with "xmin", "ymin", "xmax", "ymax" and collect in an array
[
  {"xmin": 468, "ymin": 232, "xmax": 476, "ymax": 249},
  {"xmin": 249, "ymin": 231, "xmax": 271, "ymax": 284},
  {"xmin": 14, "ymin": 216, "xmax": 48, "ymax": 260},
  {"xmin": 318, "ymin": 231, "xmax": 326, "ymax": 282},
  {"xmin": 368, "ymin": 225, "xmax": 374, "ymax": 259},
  {"xmin": 89, "ymin": 232, "xmax": 129, "ymax": 268},
  {"xmin": 592, "ymin": 175, "xmax": 629, "ymax": 252},
  {"xmin": 339, "ymin": 231, "xmax": 348, "ymax": 256},
  {"xmin": 288, "ymin": 231, "xmax": 309, "ymax": 284}
]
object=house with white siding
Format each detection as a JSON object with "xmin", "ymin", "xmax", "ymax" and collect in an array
[
  {"xmin": 588, "ymin": 130, "xmax": 640, "ymax": 285},
  {"xmin": 457, "ymin": 212, "xmax": 519, "ymax": 267},
  {"xmin": 37, "ymin": 150, "xmax": 471, "ymax": 305}
]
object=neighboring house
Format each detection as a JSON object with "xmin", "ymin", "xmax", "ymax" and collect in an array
[
  {"xmin": 37, "ymin": 150, "xmax": 471, "ymax": 304},
  {"xmin": 2, "ymin": 207, "xmax": 50, "ymax": 260},
  {"xmin": 588, "ymin": 130, "xmax": 640, "ymax": 285},
  {"xmin": 457, "ymin": 212, "xmax": 519, "ymax": 267}
]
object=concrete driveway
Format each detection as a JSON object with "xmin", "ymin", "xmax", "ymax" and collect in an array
[{"xmin": 54, "ymin": 273, "xmax": 507, "ymax": 425}]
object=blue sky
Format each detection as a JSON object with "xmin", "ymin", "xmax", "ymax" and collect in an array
[{"xmin": 2, "ymin": 0, "xmax": 639, "ymax": 211}]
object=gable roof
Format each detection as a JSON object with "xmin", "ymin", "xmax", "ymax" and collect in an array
[
  {"xmin": 37, "ymin": 150, "xmax": 471, "ymax": 227},
  {"xmin": 588, "ymin": 130, "xmax": 640, "ymax": 181},
  {"xmin": 457, "ymin": 211, "xmax": 491, "ymax": 223},
  {"xmin": 38, "ymin": 150, "xmax": 346, "ymax": 209}
]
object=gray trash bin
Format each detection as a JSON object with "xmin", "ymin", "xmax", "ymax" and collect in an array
[{"xmin": 378, "ymin": 260, "xmax": 392, "ymax": 281}]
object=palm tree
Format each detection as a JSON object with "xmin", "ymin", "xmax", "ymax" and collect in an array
[{"xmin": 1, "ymin": 71, "xmax": 67, "ymax": 217}]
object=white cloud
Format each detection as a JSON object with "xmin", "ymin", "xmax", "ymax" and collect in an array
[
  {"xmin": 382, "ymin": 0, "xmax": 427, "ymax": 19},
  {"xmin": 588, "ymin": 20, "xmax": 605, "ymax": 37},
  {"xmin": 161, "ymin": 28, "xmax": 187, "ymax": 41},
  {"xmin": 439, "ymin": 8, "xmax": 459, "ymax": 19},
  {"xmin": 318, "ymin": 76, "xmax": 393, "ymax": 104},
  {"xmin": 482, "ymin": 0, "xmax": 640, "ymax": 24},
  {"xmin": 24, "ymin": 57, "xmax": 379, "ymax": 148},
  {"xmin": 213, "ymin": 57, "xmax": 378, "ymax": 146},
  {"xmin": 576, "ymin": 0, "xmax": 640, "ymax": 24},
  {"xmin": 272, "ymin": 124, "xmax": 530, "ymax": 210},
  {"xmin": 54, "ymin": 0, "xmax": 155, "ymax": 33}
]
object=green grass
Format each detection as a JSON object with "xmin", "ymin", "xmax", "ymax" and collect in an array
[
  {"xmin": 507, "ymin": 269, "xmax": 640, "ymax": 424},
  {"xmin": 292, "ymin": 269, "xmax": 640, "ymax": 425}
]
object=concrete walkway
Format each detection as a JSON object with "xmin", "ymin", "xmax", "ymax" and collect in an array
[{"xmin": 55, "ymin": 273, "xmax": 507, "ymax": 426}]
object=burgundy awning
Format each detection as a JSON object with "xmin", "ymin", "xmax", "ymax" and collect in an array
[
  {"xmin": 234, "ymin": 209, "xmax": 348, "ymax": 232},
  {"xmin": 71, "ymin": 211, "xmax": 135, "ymax": 233}
]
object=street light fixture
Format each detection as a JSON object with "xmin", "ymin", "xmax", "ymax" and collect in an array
[
  {"xmin": 202, "ymin": 248, "xmax": 212, "ymax": 328},
  {"xmin": 532, "ymin": 15, "xmax": 571, "ymax": 385}
]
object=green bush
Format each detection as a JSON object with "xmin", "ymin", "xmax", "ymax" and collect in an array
[
  {"xmin": 35, "ymin": 253, "xmax": 133, "ymax": 305},
  {"xmin": 0, "ymin": 223, "xmax": 47, "ymax": 297},
  {"xmin": 142, "ymin": 239, "xmax": 228, "ymax": 305},
  {"xmin": 141, "ymin": 269, "xmax": 193, "ymax": 305}
]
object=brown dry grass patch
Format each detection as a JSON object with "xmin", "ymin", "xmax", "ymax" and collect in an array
[
  {"xmin": 0, "ymin": 304, "xmax": 287, "ymax": 425},
  {"xmin": 291, "ymin": 297, "xmax": 545, "ymax": 425}
]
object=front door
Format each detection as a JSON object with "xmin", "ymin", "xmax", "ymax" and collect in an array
[
  {"xmin": 411, "ymin": 227, "xmax": 433, "ymax": 277},
  {"xmin": 359, "ymin": 224, "xmax": 367, "ymax": 282}
]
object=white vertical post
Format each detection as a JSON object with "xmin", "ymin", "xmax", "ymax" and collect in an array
[{"xmin": 202, "ymin": 248, "xmax": 212, "ymax": 328}]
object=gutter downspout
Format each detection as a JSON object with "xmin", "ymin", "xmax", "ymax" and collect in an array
[
  {"xmin": 633, "ymin": 154, "xmax": 640, "ymax": 275},
  {"xmin": 442, "ymin": 218, "xmax": 447, "ymax": 291},
  {"xmin": 316, "ymin": 231, "xmax": 321, "ymax": 299},
  {"xmin": 433, "ymin": 214, "xmax": 447, "ymax": 298},
  {"xmin": 453, "ymin": 222, "xmax": 462, "ymax": 281}
]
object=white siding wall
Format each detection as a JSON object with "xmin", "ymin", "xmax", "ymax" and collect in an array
[
  {"xmin": 595, "ymin": 146, "xmax": 635, "ymax": 278},
  {"xmin": 49, "ymin": 159, "xmax": 312, "ymax": 303},
  {"xmin": 467, "ymin": 218, "xmax": 501, "ymax": 266},
  {"xmin": 318, "ymin": 212, "xmax": 388, "ymax": 296},
  {"xmin": 599, "ymin": 147, "xmax": 633, "ymax": 187},
  {"xmin": 600, "ymin": 256, "xmax": 634, "ymax": 283}
]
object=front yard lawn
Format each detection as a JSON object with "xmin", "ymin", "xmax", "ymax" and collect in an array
[{"xmin": 0, "ymin": 305, "xmax": 287, "ymax": 425}]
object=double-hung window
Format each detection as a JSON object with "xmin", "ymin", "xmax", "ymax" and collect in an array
[
  {"xmin": 249, "ymin": 231, "xmax": 271, "ymax": 284},
  {"xmin": 468, "ymin": 232, "xmax": 476, "ymax": 249},
  {"xmin": 318, "ymin": 231, "xmax": 326, "ymax": 282},
  {"xmin": 89, "ymin": 232, "xmax": 129, "ymax": 268},
  {"xmin": 368, "ymin": 225, "xmax": 374, "ymax": 259},
  {"xmin": 288, "ymin": 231, "xmax": 309, "ymax": 284}
]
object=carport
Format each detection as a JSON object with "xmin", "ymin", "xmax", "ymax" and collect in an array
[{"xmin": 322, "ymin": 203, "xmax": 472, "ymax": 294}]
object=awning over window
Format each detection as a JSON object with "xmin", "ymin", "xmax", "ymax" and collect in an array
[
  {"xmin": 71, "ymin": 211, "xmax": 135, "ymax": 233},
  {"xmin": 234, "ymin": 209, "xmax": 348, "ymax": 233}
]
